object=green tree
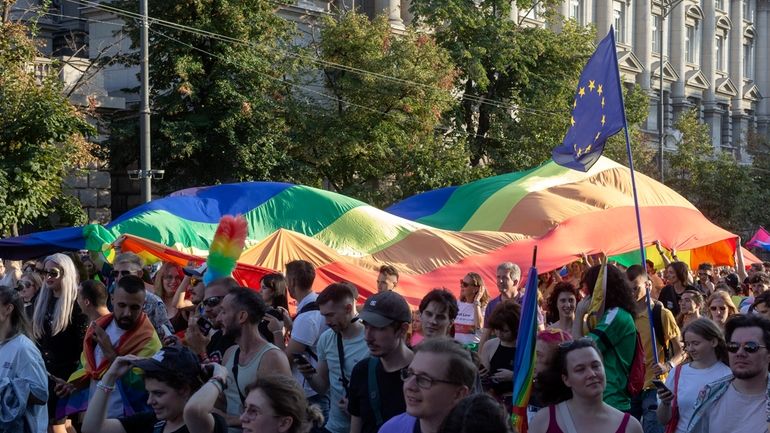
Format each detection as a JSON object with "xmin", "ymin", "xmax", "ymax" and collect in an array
[
  {"xmin": 288, "ymin": 12, "xmax": 482, "ymax": 206},
  {"xmin": 108, "ymin": 0, "xmax": 304, "ymax": 192},
  {"xmin": 408, "ymin": 0, "xmax": 600, "ymax": 172},
  {"xmin": 0, "ymin": 13, "xmax": 94, "ymax": 236}
]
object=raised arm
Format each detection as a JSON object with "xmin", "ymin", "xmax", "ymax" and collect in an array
[
  {"xmin": 81, "ymin": 356, "xmax": 137, "ymax": 433},
  {"xmin": 184, "ymin": 363, "xmax": 228, "ymax": 433}
]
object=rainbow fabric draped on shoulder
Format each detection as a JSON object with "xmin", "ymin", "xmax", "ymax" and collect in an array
[{"xmin": 0, "ymin": 156, "xmax": 757, "ymax": 306}]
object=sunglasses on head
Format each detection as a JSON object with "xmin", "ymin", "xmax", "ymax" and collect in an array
[
  {"xmin": 202, "ymin": 296, "xmax": 224, "ymax": 308},
  {"xmin": 43, "ymin": 269, "xmax": 61, "ymax": 279},
  {"xmin": 111, "ymin": 270, "xmax": 134, "ymax": 278},
  {"xmin": 726, "ymin": 341, "xmax": 767, "ymax": 354}
]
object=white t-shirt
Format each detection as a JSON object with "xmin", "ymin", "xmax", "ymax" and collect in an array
[
  {"xmin": 662, "ymin": 362, "xmax": 732, "ymax": 433},
  {"xmin": 707, "ymin": 382, "xmax": 768, "ymax": 433},
  {"xmin": 454, "ymin": 301, "xmax": 480, "ymax": 344},
  {"xmin": 91, "ymin": 318, "xmax": 128, "ymax": 418},
  {"xmin": 0, "ymin": 334, "xmax": 49, "ymax": 433},
  {"xmin": 290, "ymin": 293, "xmax": 328, "ymax": 398},
  {"xmin": 94, "ymin": 319, "xmax": 126, "ymax": 366}
]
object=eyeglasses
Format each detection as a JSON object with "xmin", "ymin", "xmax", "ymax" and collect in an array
[
  {"xmin": 726, "ymin": 341, "xmax": 767, "ymax": 354},
  {"xmin": 43, "ymin": 269, "xmax": 61, "ymax": 279},
  {"xmin": 202, "ymin": 296, "xmax": 224, "ymax": 308},
  {"xmin": 111, "ymin": 270, "xmax": 134, "ymax": 278},
  {"xmin": 400, "ymin": 369, "xmax": 457, "ymax": 389},
  {"xmin": 710, "ymin": 306, "xmax": 727, "ymax": 312}
]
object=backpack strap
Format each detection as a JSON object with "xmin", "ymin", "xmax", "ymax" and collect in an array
[
  {"xmin": 231, "ymin": 347, "xmax": 246, "ymax": 405},
  {"xmin": 296, "ymin": 301, "xmax": 319, "ymax": 317},
  {"xmin": 368, "ymin": 357, "xmax": 384, "ymax": 427},
  {"xmin": 652, "ymin": 302, "xmax": 672, "ymax": 362},
  {"xmin": 671, "ymin": 364, "xmax": 682, "ymax": 411},
  {"xmin": 592, "ymin": 327, "xmax": 630, "ymax": 376},
  {"xmin": 336, "ymin": 332, "xmax": 350, "ymax": 397}
]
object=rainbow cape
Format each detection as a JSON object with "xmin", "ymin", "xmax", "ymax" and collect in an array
[{"xmin": 0, "ymin": 157, "xmax": 757, "ymax": 306}]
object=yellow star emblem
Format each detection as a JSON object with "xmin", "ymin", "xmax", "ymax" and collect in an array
[
  {"xmin": 597, "ymin": 84, "xmax": 603, "ymax": 95},
  {"xmin": 594, "ymin": 132, "xmax": 601, "ymax": 141},
  {"xmin": 588, "ymin": 80, "xmax": 596, "ymax": 92},
  {"xmin": 601, "ymin": 97, "xmax": 605, "ymax": 108},
  {"xmin": 601, "ymin": 115, "xmax": 606, "ymax": 126},
  {"xmin": 585, "ymin": 144, "xmax": 592, "ymax": 153},
  {"xmin": 571, "ymin": 116, "xmax": 575, "ymax": 126},
  {"xmin": 573, "ymin": 99, "xmax": 577, "ymax": 109},
  {"xmin": 579, "ymin": 87, "xmax": 585, "ymax": 97}
]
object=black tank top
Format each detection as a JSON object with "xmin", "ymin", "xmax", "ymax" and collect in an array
[{"xmin": 489, "ymin": 343, "xmax": 516, "ymax": 395}]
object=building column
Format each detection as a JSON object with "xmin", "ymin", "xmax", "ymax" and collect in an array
[
  {"xmin": 668, "ymin": 3, "xmax": 688, "ymax": 121},
  {"xmin": 756, "ymin": 1, "xmax": 770, "ymax": 138},
  {"xmin": 702, "ymin": 0, "xmax": 719, "ymax": 149},
  {"xmin": 633, "ymin": 0, "xmax": 651, "ymax": 90},
  {"xmin": 729, "ymin": 0, "xmax": 746, "ymax": 151},
  {"xmin": 509, "ymin": 0, "xmax": 518, "ymax": 22},
  {"xmin": 400, "ymin": 0, "xmax": 413, "ymax": 26},
  {"xmin": 595, "ymin": 0, "xmax": 613, "ymax": 43}
]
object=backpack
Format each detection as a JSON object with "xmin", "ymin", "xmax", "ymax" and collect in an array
[{"xmin": 595, "ymin": 327, "xmax": 646, "ymax": 397}]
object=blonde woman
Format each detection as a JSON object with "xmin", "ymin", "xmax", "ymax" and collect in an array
[
  {"xmin": 455, "ymin": 272, "xmax": 490, "ymax": 347},
  {"xmin": 32, "ymin": 253, "xmax": 88, "ymax": 432},
  {"xmin": 153, "ymin": 261, "xmax": 184, "ymax": 316},
  {"xmin": 705, "ymin": 291, "xmax": 738, "ymax": 331}
]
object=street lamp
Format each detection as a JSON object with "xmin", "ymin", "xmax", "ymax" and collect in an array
[{"xmin": 657, "ymin": 0, "xmax": 684, "ymax": 183}]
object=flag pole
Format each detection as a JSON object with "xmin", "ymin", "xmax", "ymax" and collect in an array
[{"xmin": 611, "ymin": 28, "xmax": 659, "ymax": 365}]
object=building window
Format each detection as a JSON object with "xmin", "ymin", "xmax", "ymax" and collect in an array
[
  {"xmin": 685, "ymin": 25, "xmax": 694, "ymax": 63},
  {"xmin": 716, "ymin": 35, "xmax": 725, "ymax": 71},
  {"xmin": 613, "ymin": 2, "xmax": 626, "ymax": 44},
  {"xmin": 569, "ymin": 0, "xmax": 583, "ymax": 23},
  {"xmin": 743, "ymin": 0, "xmax": 752, "ymax": 21},
  {"xmin": 744, "ymin": 42, "xmax": 754, "ymax": 79},
  {"xmin": 652, "ymin": 15, "xmax": 661, "ymax": 54},
  {"xmin": 716, "ymin": 0, "xmax": 724, "ymax": 10}
]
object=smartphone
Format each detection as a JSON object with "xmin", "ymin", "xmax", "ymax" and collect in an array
[
  {"xmin": 197, "ymin": 317, "xmax": 213, "ymax": 336},
  {"xmin": 293, "ymin": 353, "xmax": 310, "ymax": 365},
  {"xmin": 652, "ymin": 379, "xmax": 670, "ymax": 393}
]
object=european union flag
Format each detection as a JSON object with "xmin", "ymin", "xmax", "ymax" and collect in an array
[{"xmin": 552, "ymin": 27, "xmax": 626, "ymax": 172}]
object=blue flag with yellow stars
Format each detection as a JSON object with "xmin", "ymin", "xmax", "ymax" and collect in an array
[{"xmin": 552, "ymin": 27, "xmax": 626, "ymax": 172}]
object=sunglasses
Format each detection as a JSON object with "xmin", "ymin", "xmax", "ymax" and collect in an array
[
  {"xmin": 400, "ymin": 369, "xmax": 457, "ymax": 389},
  {"xmin": 726, "ymin": 341, "xmax": 767, "ymax": 354},
  {"xmin": 460, "ymin": 280, "xmax": 478, "ymax": 288},
  {"xmin": 202, "ymin": 296, "xmax": 224, "ymax": 308},
  {"xmin": 111, "ymin": 270, "xmax": 134, "ymax": 278},
  {"xmin": 710, "ymin": 306, "xmax": 727, "ymax": 311},
  {"xmin": 16, "ymin": 281, "xmax": 33, "ymax": 291},
  {"xmin": 43, "ymin": 269, "xmax": 61, "ymax": 279}
]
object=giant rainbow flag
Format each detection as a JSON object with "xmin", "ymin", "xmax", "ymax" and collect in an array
[{"xmin": 0, "ymin": 157, "xmax": 752, "ymax": 305}]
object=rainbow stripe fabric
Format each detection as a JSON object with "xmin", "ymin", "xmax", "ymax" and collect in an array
[{"xmin": 0, "ymin": 156, "xmax": 749, "ymax": 304}]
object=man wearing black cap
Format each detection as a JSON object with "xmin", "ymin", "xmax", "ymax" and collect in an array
[{"xmin": 348, "ymin": 291, "xmax": 414, "ymax": 433}]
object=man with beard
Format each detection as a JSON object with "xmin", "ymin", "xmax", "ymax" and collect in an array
[
  {"xmin": 183, "ymin": 277, "xmax": 238, "ymax": 364},
  {"xmin": 686, "ymin": 314, "xmax": 770, "ymax": 433},
  {"xmin": 218, "ymin": 287, "xmax": 291, "ymax": 433},
  {"xmin": 56, "ymin": 275, "xmax": 162, "ymax": 418},
  {"xmin": 348, "ymin": 291, "xmax": 413, "ymax": 433}
]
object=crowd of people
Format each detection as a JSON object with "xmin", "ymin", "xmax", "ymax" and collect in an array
[{"xmin": 1, "ymin": 243, "xmax": 770, "ymax": 433}]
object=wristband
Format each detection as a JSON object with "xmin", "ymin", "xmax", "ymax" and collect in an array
[
  {"xmin": 97, "ymin": 381, "xmax": 115, "ymax": 393},
  {"xmin": 209, "ymin": 376, "xmax": 227, "ymax": 390}
]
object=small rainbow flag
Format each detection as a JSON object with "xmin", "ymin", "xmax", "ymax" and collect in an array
[{"xmin": 511, "ymin": 249, "xmax": 539, "ymax": 432}]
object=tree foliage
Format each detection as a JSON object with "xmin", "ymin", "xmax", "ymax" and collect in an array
[
  {"xmin": 0, "ymin": 15, "xmax": 94, "ymax": 236},
  {"xmin": 108, "ymin": 0, "xmax": 303, "ymax": 193},
  {"xmin": 288, "ymin": 12, "xmax": 483, "ymax": 206}
]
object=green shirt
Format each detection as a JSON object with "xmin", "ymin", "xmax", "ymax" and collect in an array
[{"xmin": 588, "ymin": 307, "xmax": 636, "ymax": 411}]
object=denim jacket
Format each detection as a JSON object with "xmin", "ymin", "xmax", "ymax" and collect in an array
[{"xmin": 686, "ymin": 374, "xmax": 770, "ymax": 433}]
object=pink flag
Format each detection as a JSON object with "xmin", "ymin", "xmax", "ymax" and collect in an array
[{"xmin": 746, "ymin": 227, "xmax": 770, "ymax": 250}]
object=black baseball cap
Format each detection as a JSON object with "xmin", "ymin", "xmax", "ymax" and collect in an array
[
  {"xmin": 183, "ymin": 263, "xmax": 207, "ymax": 278},
  {"xmin": 130, "ymin": 346, "xmax": 202, "ymax": 377},
  {"xmin": 359, "ymin": 290, "xmax": 412, "ymax": 327}
]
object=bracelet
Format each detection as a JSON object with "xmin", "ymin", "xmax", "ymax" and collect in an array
[{"xmin": 97, "ymin": 381, "xmax": 115, "ymax": 393}]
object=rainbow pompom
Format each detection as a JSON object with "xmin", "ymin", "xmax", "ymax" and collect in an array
[{"xmin": 204, "ymin": 215, "xmax": 248, "ymax": 285}]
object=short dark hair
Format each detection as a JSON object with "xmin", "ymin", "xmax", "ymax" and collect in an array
[
  {"xmin": 486, "ymin": 300, "xmax": 521, "ymax": 335},
  {"xmin": 317, "ymin": 282, "xmax": 358, "ymax": 305},
  {"xmin": 724, "ymin": 314, "xmax": 770, "ymax": 350},
  {"xmin": 144, "ymin": 368, "xmax": 204, "ymax": 394},
  {"xmin": 116, "ymin": 275, "xmax": 146, "ymax": 295},
  {"xmin": 206, "ymin": 276, "xmax": 239, "ymax": 292},
  {"xmin": 645, "ymin": 259, "xmax": 655, "ymax": 268},
  {"xmin": 418, "ymin": 288, "xmax": 458, "ymax": 321},
  {"xmin": 626, "ymin": 264, "xmax": 646, "ymax": 282},
  {"xmin": 414, "ymin": 337, "xmax": 476, "ymax": 389},
  {"xmin": 697, "ymin": 263, "xmax": 714, "ymax": 272},
  {"xmin": 666, "ymin": 262, "xmax": 690, "ymax": 285},
  {"xmin": 286, "ymin": 260, "xmax": 315, "ymax": 292},
  {"xmin": 378, "ymin": 265, "xmax": 399, "ymax": 280},
  {"xmin": 750, "ymin": 291, "xmax": 770, "ymax": 311},
  {"xmin": 438, "ymin": 393, "xmax": 509, "ymax": 433},
  {"xmin": 80, "ymin": 280, "xmax": 108, "ymax": 307},
  {"xmin": 228, "ymin": 287, "xmax": 267, "ymax": 324},
  {"xmin": 749, "ymin": 272, "xmax": 770, "ymax": 286}
]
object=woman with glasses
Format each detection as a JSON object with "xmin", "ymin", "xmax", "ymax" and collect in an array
[
  {"xmin": 31, "ymin": 253, "xmax": 88, "ymax": 433},
  {"xmin": 546, "ymin": 282, "xmax": 581, "ymax": 333},
  {"xmin": 17, "ymin": 271, "xmax": 43, "ymax": 319},
  {"xmin": 0, "ymin": 285, "xmax": 49, "ymax": 433},
  {"xmin": 530, "ymin": 339, "xmax": 643, "ymax": 433},
  {"xmin": 705, "ymin": 291, "xmax": 738, "ymax": 331},
  {"xmin": 234, "ymin": 375, "xmax": 323, "ymax": 433},
  {"xmin": 455, "ymin": 272, "xmax": 489, "ymax": 349},
  {"xmin": 153, "ymin": 262, "xmax": 184, "ymax": 315},
  {"xmin": 656, "ymin": 318, "xmax": 731, "ymax": 433},
  {"xmin": 676, "ymin": 289, "xmax": 704, "ymax": 329}
]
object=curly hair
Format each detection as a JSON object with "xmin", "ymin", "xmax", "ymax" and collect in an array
[
  {"xmin": 546, "ymin": 282, "xmax": 581, "ymax": 324},
  {"xmin": 582, "ymin": 264, "xmax": 637, "ymax": 320}
]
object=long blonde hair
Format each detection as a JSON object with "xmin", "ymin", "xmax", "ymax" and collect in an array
[
  {"xmin": 706, "ymin": 290, "xmax": 738, "ymax": 321},
  {"xmin": 32, "ymin": 253, "xmax": 79, "ymax": 339}
]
